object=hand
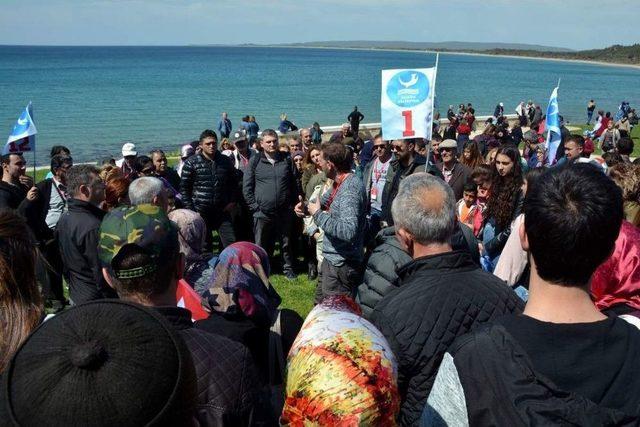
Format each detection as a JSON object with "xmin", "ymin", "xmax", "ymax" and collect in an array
[
  {"xmin": 26, "ymin": 186, "xmax": 38, "ymax": 201},
  {"xmin": 223, "ymin": 202, "xmax": 236, "ymax": 213},
  {"xmin": 307, "ymin": 196, "xmax": 321, "ymax": 216},
  {"xmin": 294, "ymin": 196, "xmax": 306, "ymax": 218},
  {"xmin": 478, "ymin": 242, "xmax": 484, "ymax": 255},
  {"xmin": 19, "ymin": 175, "xmax": 34, "ymax": 187}
]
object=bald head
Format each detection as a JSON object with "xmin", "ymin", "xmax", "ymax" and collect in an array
[{"xmin": 391, "ymin": 173, "xmax": 456, "ymax": 245}]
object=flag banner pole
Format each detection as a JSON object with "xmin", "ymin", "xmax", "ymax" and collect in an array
[{"xmin": 425, "ymin": 53, "xmax": 439, "ymax": 172}]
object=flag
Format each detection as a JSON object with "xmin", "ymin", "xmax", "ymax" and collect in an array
[
  {"xmin": 381, "ymin": 67, "xmax": 436, "ymax": 140},
  {"xmin": 544, "ymin": 87, "xmax": 560, "ymax": 165},
  {"xmin": 176, "ymin": 278, "xmax": 210, "ymax": 321},
  {"xmin": 4, "ymin": 102, "xmax": 37, "ymax": 155}
]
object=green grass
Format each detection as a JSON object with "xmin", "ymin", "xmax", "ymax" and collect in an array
[
  {"xmin": 566, "ymin": 122, "xmax": 640, "ymax": 157},
  {"xmin": 271, "ymin": 274, "xmax": 317, "ymax": 318}
]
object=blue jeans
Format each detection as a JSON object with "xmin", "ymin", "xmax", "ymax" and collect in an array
[{"xmin": 481, "ymin": 219, "xmax": 499, "ymax": 272}]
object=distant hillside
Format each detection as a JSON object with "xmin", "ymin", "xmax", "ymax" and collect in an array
[
  {"xmin": 485, "ymin": 44, "xmax": 640, "ymax": 65},
  {"xmin": 278, "ymin": 40, "xmax": 573, "ymax": 53}
]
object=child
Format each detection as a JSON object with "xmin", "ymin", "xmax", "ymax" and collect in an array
[{"xmin": 456, "ymin": 182, "xmax": 478, "ymax": 227}]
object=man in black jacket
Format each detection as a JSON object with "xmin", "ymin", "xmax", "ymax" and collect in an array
[
  {"xmin": 0, "ymin": 153, "xmax": 37, "ymax": 210},
  {"xmin": 370, "ymin": 173, "xmax": 523, "ymax": 425},
  {"xmin": 243, "ymin": 129, "xmax": 297, "ymax": 279},
  {"xmin": 180, "ymin": 129, "xmax": 237, "ymax": 250},
  {"xmin": 357, "ymin": 222, "xmax": 479, "ymax": 320},
  {"xmin": 425, "ymin": 165, "xmax": 640, "ymax": 425},
  {"xmin": 98, "ymin": 204, "xmax": 265, "ymax": 426},
  {"xmin": 23, "ymin": 155, "xmax": 73, "ymax": 310},
  {"xmin": 57, "ymin": 164, "xmax": 116, "ymax": 304}
]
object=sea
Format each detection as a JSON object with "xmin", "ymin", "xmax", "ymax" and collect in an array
[{"xmin": 1, "ymin": 45, "xmax": 639, "ymax": 163}]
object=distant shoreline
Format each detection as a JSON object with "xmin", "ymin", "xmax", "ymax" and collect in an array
[{"xmin": 253, "ymin": 44, "xmax": 640, "ymax": 71}]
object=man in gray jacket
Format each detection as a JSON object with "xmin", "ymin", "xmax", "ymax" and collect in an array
[
  {"xmin": 295, "ymin": 141, "xmax": 366, "ymax": 302},
  {"xmin": 243, "ymin": 129, "xmax": 298, "ymax": 279}
]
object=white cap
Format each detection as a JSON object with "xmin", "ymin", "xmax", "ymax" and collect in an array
[{"xmin": 121, "ymin": 142, "xmax": 137, "ymax": 157}]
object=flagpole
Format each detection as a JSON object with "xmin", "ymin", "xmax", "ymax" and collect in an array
[
  {"xmin": 426, "ymin": 52, "xmax": 439, "ymax": 172},
  {"xmin": 30, "ymin": 102, "xmax": 36, "ymax": 182}
]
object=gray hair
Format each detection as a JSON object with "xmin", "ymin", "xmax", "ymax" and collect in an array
[
  {"xmin": 66, "ymin": 164, "xmax": 100, "ymax": 197},
  {"xmin": 391, "ymin": 173, "xmax": 456, "ymax": 245},
  {"xmin": 128, "ymin": 177, "xmax": 164, "ymax": 206}
]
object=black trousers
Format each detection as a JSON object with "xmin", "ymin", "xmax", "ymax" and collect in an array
[
  {"xmin": 38, "ymin": 238, "xmax": 65, "ymax": 303},
  {"xmin": 253, "ymin": 211, "xmax": 294, "ymax": 273},
  {"xmin": 202, "ymin": 211, "xmax": 236, "ymax": 251},
  {"xmin": 315, "ymin": 259, "xmax": 363, "ymax": 304}
]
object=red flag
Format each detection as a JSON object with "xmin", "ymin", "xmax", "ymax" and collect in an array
[{"xmin": 176, "ymin": 279, "xmax": 209, "ymax": 321}]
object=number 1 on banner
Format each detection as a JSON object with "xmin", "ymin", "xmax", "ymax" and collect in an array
[{"xmin": 401, "ymin": 110, "xmax": 415, "ymax": 137}]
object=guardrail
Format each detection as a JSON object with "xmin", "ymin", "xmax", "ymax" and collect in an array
[{"xmin": 274, "ymin": 114, "xmax": 519, "ymax": 139}]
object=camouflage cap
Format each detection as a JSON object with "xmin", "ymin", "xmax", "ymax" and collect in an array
[{"xmin": 98, "ymin": 204, "xmax": 179, "ymax": 279}]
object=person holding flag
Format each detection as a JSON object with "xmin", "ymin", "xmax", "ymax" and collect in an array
[{"xmin": 1, "ymin": 103, "xmax": 39, "ymax": 210}]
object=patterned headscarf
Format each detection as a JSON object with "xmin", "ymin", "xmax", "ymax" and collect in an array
[
  {"xmin": 202, "ymin": 242, "xmax": 281, "ymax": 324},
  {"xmin": 168, "ymin": 209, "xmax": 206, "ymax": 263},
  {"xmin": 282, "ymin": 295, "xmax": 400, "ymax": 426}
]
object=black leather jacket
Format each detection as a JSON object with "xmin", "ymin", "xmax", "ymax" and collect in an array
[{"xmin": 179, "ymin": 151, "xmax": 238, "ymax": 213}]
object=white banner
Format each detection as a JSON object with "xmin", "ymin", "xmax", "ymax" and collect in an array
[{"xmin": 381, "ymin": 67, "xmax": 436, "ymax": 141}]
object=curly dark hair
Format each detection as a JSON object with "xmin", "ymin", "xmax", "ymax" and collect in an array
[{"xmin": 485, "ymin": 144, "xmax": 524, "ymax": 229}]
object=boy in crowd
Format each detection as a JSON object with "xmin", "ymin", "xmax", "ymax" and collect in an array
[{"xmin": 456, "ymin": 182, "xmax": 477, "ymax": 227}]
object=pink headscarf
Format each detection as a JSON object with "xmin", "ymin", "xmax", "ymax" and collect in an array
[{"xmin": 591, "ymin": 221, "xmax": 640, "ymax": 312}]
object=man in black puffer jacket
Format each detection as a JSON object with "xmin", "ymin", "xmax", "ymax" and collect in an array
[
  {"xmin": 357, "ymin": 222, "xmax": 480, "ymax": 319},
  {"xmin": 243, "ymin": 129, "xmax": 298, "ymax": 279},
  {"xmin": 180, "ymin": 129, "xmax": 238, "ymax": 250},
  {"xmin": 370, "ymin": 173, "xmax": 523, "ymax": 426}
]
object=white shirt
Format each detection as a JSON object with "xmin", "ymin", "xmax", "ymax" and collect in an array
[{"xmin": 45, "ymin": 178, "xmax": 67, "ymax": 230}]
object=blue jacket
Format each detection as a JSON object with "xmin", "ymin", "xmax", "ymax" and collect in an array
[{"xmin": 217, "ymin": 118, "xmax": 232, "ymax": 136}]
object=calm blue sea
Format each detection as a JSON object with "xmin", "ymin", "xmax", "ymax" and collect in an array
[{"xmin": 1, "ymin": 46, "xmax": 639, "ymax": 163}]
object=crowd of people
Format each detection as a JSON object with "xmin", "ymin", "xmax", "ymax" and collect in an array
[{"xmin": 1, "ymin": 104, "xmax": 640, "ymax": 425}]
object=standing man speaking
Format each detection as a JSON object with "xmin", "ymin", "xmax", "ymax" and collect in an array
[{"xmin": 295, "ymin": 142, "xmax": 366, "ymax": 302}]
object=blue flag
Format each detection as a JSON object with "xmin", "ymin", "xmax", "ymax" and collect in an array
[
  {"xmin": 4, "ymin": 102, "xmax": 37, "ymax": 155},
  {"xmin": 545, "ymin": 87, "xmax": 560, "ymax": 165}
]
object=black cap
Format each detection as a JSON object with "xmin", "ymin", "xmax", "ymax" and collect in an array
[{"xmin": 2, "ymin": 300, "xmax": 196, "ymax": 426}]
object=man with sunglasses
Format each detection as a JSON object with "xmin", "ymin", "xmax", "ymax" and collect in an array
[
  {"xmin": 435, "ymin": 139, "xmax": 471, "ymax": 201},
  {"xmin": 363, "ymin": 134, "xmax": 392, "ymax": 241},
  {"xmin": 380, "ymin": 138, "xmax": 442, "ymax": 226}
]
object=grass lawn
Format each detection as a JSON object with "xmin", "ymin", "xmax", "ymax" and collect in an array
[
  {"xmin": 271, "ymin": 273, "xmax": 317, "ymax": 318},
  {"xmin": 566, "ymin": 122, "xmax": 640, "ymax": 158}
]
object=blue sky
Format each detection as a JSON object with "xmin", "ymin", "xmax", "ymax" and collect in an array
[{"xmin": 1, "ymin": 0, "xmax": 638, "ymax": 50}]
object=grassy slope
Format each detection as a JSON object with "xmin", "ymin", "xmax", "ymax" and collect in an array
[{"xmin": 567, "ymin": 122, "xmax": 640, "ymax": 157}]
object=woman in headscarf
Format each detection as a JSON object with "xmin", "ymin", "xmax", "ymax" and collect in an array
[
  {"xmin": 281, "ymin": 295, "xmax": 399, "ymax": 426},
  {"xmin": 591, "ymin": 220, "xmax": 640, "ymax": 324},
  {"xmin": 195, "ymin": 242, "xmax": 303, "ymax": 386},
  {"xmin": 168, "ymin": 209, "xmax": 213, "ymax": 294},
  {"xmin": 177, "ymin": 144, "xmax": 195, "ymax": 177}
]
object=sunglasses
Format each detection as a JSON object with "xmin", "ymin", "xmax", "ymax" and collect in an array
[
  {"xmin": 373, "ymin": 144, "xmax": 386, "ymax": 150},
  {"xmin": 439, "ymin": 147, "xmax": 456, "ymax": 153},
  {"xmin": 390, "ymin": 145, "xmax": 403, "ymax": 152}
]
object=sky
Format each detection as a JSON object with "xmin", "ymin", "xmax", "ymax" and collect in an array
[{"xmin": 0, "ymin": 0, "xmax": 638, "ymax": 50}]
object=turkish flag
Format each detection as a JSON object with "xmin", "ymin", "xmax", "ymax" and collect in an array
[{"xmin": 176, "ymin": 279, "xmax": 209, "ymax": 321}]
